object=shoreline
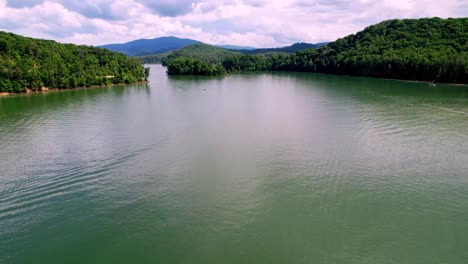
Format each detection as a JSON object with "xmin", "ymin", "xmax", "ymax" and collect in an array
[
  {"xmin": 170, "ymin": 70, "xmax": 468, "ymax": 87},
  {"xmin": 248, "ymin": 70, "xmax": 468, "ymax": 86},
  {"xmin": 0, "ymin": 81, "xmax": 149, "ymax": 97},
  {"xmin": 381, "ymin": 78, "xmax": 467, "ymax": 87}
]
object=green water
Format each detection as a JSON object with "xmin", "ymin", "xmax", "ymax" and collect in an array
[{"xmin": 1, "ymin": 65, "xmax": 467, "ymax": 263}]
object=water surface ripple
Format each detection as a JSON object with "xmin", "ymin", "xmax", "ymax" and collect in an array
[{"xmin": 1, "ymin": 65, "xmax": 467, "ymax": 263}]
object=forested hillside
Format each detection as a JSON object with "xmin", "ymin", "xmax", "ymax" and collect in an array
[
  {"xmin": 0, "ymin": 31, "xmax": 148, "ymax": 93},
  {"xmin": 166, "ymin": 58, "xmax": 226, "ymax": 75},
  {"xmin": 137, "ymin": 52, "xmax": 171, "ymax": 64},
  {"xmin": 166, "ymin": 18, "xmax": 468, "ymax": 84},
  {"xmin": 162, "ymin": 43, "xmax": 239, "ymax": 65},
  {"xmin": 235, "ymin": 42, "xmax": 325, "ymax": 54},
  {"xmin": 141, "ymin": 42, "xmax": 322, "ymax": 64},
  {"xmin": 292, "ymin": 17, "xmax": 467, "ymax": 83}
]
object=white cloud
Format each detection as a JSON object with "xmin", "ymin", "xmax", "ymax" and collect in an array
[{"xmin": 0, "ymin": 0, "xmax": 465, "ymax": 47}]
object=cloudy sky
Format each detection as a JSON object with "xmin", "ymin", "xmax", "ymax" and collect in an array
[{"xmin": 0, "ymin": 0, "xmax": 466, "ymax": 47}]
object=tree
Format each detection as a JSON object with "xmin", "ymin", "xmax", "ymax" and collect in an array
[
  {"xmin": 0, "ymin": 31, "xmax": 148, "ymax": 93},
  {"xmin": 144, "ymin": 67, "xmax": 150, "ymax": 81}
]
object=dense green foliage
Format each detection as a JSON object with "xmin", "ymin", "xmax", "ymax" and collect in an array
[
  {"xmin": 162, "ymin": 44, "xmax": 239, "ymax": 65},
  {"xmin": 0, "ymin": 31, "xmax": 148, "ymax": 93},
  {"xmin": 139, "ymin": 42, "xmax": 323, "ymax": 63},
  {"xmin": 222, "ymin": 53, "xmax": 304, "ymax": 72},
  {"xmin": 235, "ymin": 42, "xmax": 324, "ymax": 54},
  {"xmin": 293, "ymin": 17, "xmax": 467, "ymax": 83},
  {"xmin": 166, "ymin": 53, "xmax": 294, "ymax": 75},
  {"xmin": 138, "ymin": 52, "xmax": 171, "ymax": 64},
  {"xmin": 166, "ymin": 18, "xmax": 468, "ymax": 84},
  {"xmin": 166, "ymin": 57, "xmax": 226, "ymax": 75}
]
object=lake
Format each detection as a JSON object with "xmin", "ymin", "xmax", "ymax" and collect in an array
[{"xmin": 1, "ymin": 65, "xmax": 467, "ymax": 263}]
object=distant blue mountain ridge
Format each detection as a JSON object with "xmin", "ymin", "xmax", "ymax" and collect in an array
[
  {"xmin": 233, "ymin": 42, "xmax": 328, "ymax": 54},
  {"xmin": 99, "ymin": 36, "xmax": 329, "ymax": 56},
  {"xmin": 99, "ymin": 36, "xmax": 201, "ymax": 56}
]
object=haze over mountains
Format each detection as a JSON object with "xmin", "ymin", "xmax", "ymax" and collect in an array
[
  {"xmin": 99, "ymin": 37, "xmax": 328, "ymax": 57},
  {"xmin": 99, "ymin": 37, "xmax": 202, "ymax": 56},
  {"xmin": 236, "ymin": 42, "xmax": 328, "ymax": 54}
]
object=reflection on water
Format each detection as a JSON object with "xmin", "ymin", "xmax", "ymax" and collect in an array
[{"xmin": 1, "ymin": 65, "xmax": 467, "ymax": 264}]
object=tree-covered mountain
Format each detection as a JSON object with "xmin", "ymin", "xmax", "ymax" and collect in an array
[
  {"xmin": 235, "ymin": 42, "xmax": 326, "ymax": 54},
  {"xmin": 137, "ymin": 44, "xmax": 250, "ymax": 64},
  {"xmin": 166, "ymin": 18, "xmax": 468, "ymax": 84},
  {"xmin": 291, "ymin": 17, "xmax": 467, "ymax": 83},
  {"xmin": 161, "ymin": 43, "xmax": 240, "ymax": 65},
  {"xmin": 105, "ymin": 36, "xmax": 325, "ymax": 64},
  {"xmin": 0, "ymin": 31, "xmax": 148, "ymax": 93},
  {"xmin": 166, "ymin": 57, "xmax": 226, "ymax": 76},
  {"xmin": 100, "ymin": 36, "xmax": 201, "ymax": 56}
]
